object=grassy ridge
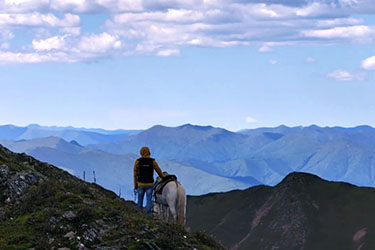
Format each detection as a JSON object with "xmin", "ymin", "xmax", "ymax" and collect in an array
[{"xmin": 0, "ymin": 145, "xmax": 223, "ymax": 250}]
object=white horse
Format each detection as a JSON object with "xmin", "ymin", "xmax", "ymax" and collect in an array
[{"xmin": 153, "ymin": 181, "xmax": 186, "ymax": 226}]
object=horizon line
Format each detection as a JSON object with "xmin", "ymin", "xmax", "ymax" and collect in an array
[{"xmin": 1, "ymin": 123, "xmax": 374, "ymax": 133}]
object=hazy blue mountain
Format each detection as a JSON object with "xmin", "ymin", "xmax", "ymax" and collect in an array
[
  {"xmin": 301, "ymin": 139, "xmax": 375, "ymax": 186},
  {"xmin": 0, "ymin": 124, "xmax": 142, "ymax": 146},
  {"xmin": 28, "ymin": 147, "xmax": 252, "ymax": 198},
  {"xmin": 25, "ymin": 123, "xmax": 141, "ymax": 135},
  {"xmin": 2, "ymin": 123, "xmax": 375, "ymax": 194},
  {"xmin": 90, "ymin": 124, "xmax": 375, "ymax": 188},
  {"xmin": 238, "ymin": 124, "xmax": 303, "ymax": 136},
  {"xmin": 0, "ymin": 136, "xmax": 84, "ymax": 154},
  {"xmin": 0, "ymin": 137, "xmax": 252, "ymax": 198},
  {"xmin": 90, "ymin": 124, "xmax": 278, "ymax": 162},
  {"xmin": 0, "ymin": 125, "xmax": 27, "ymax": 139}
]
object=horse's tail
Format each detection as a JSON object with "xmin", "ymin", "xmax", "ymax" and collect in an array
[{"xmin": 177, "ymin": 184, "xmax": 186, "ymax": 226}]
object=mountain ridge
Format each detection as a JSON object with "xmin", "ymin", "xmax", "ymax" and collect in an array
[
  {"xmin": 0, "ymin": 124, "xmax": 142, "ymax": 146},
  {"xmin": 187, "ymin": 171, "xmax": 375, "ymax": 250},
  {"xmin": 2, "ymin": 123, "xmax": 375, "ymax": 197}
]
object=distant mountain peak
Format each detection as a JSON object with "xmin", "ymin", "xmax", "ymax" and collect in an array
[
  {"xmin": 26, "ymin": 124, "xmax": 41, "ymax": 128},
  {"xmin": 179, "ymin": 123, "xmax": 214, "ymax": 130},
  {"xmin": 276, "ymin": 124, "xmax": 290, "ymax": 129},
  {"xmin": 145, "ymin": 124, "xmax": 218, "ymax": 133},
  {"xmin": 353, "ymin": 125, "xmax": 374, "ymax": 131},
  {"xmin": 307, "ymin": 124, "xmax": 320, "ymax": 129}
]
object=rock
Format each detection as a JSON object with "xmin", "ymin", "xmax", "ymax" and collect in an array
[
  {"xmin": 49, "ymin": 216, "xmax": 60, "ymax": 224},
  {"xmin": 8, "ymin": 173, "xmax": 41, "ymax": 199},
  {"xmin": 57, "ymin": 248, "xmax": 71, "ymax": 250},
  {"xmin": 64, "ymin": 231, "xmax": 76, "ymax": 239},
  {"xmin": 63, "ymin": 211, "xmax": 77, "ymax": 221},
  {"xmin": 78, "ymin": 242, "xmax": 88, "ymax": 250},
  {"xmin": 0, "ymin": 165, "xmax": 10, "ymax": 186},
  {"xmin": 82, "ymin": 227, "xmax": 101, "ymax": 244},
  {"xmin": 94, "ymin": 247, "xmax": 123, "ymax": 250},
  {"xmin": 143, "ymin": 241, "xmax": 161, "ymax": 250}
]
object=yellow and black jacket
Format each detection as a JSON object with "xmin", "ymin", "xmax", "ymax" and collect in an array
[{"xmin": 133, "ymin": 147, "xmax": 164, "ymax": 188}]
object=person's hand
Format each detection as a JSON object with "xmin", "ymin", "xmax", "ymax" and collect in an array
[{"xmin": 134, "ymin": 188, "xmax": 138, "ymax": 194}]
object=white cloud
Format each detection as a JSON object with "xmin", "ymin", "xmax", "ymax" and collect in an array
[
  {"xmin": 113, "ymin": 9, "xmax": 204, "ymax": 24},
  {"xmin": 76, "ymin": 32, "xmax": 122, "ymax": 53},
  {"xmin": 269, "ymin": 59, "xmax": 277, "ymax": 65},
  {"xmin": 327, "ymin": 69, "xmax": 363, "ymax": 81},
  {"xmin": 0, "ymin": 13, "xmax": 80, "ymax": 27},
  {"xmin": 316, "ymin": 18, "xmax": 363, "ymax": 28},
  {"xmin": 259, "ymin": 45, "xmax": 272, "ymax": 52},
  {"xmin": 0, "ymin": 0, "xmax": 143, "ymax": 13},
  {"xmin": 296, "ymin": 2, "xmax": 333, "ymax": 17},
  {"xmin": 32, "ymin": 35, "xmax": 68, "ymax": 51},
  {"xmin": 0, "ymin": 0, "xmax": 49, "ymax": 13},
  {"xmin": 339, "ymin": 0, "xmax": 359, "ymax": 7},
  {"xmin": 1, "ymin": 43, "xmax": 10, "ymax": 49},
  {"xmin": 0, "ymin": 29, "xmax": 14, "ymax": 41},
  {"xmin": 302, "ymin": 25, "xmax": 375, "ymax": 39},
  {"xmin": 0, "ymin": 51, "xmax": 73, "ymax": 64},
  {"xmin": 156, "ymin": 49, "xmax": 180, "ymax": 57},
  {"xmin": 60, "ymin": 27, "xmax": 81, "ymax": 36},
  {"xmin": 361, "ymin": 56, "xmax": 375, "ymax": 70},
  {"xmin": 306, "ymin": 57, "xmax": 316, "ymax": 63},
  {"xmin": 245, "ymin": 116, "xmax": 257, "ymax": 124},
  {"xmin": 1, "ymin": 0, "xmax": 375, "ymax": 63},
  {"xmin": 0, "ymin": 31, "xmax": 123, "ymax": 63}
]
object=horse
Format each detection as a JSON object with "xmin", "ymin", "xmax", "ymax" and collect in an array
[{"xmin": 153, "ymin": 181, "xmax": 186, "ymax": 226}]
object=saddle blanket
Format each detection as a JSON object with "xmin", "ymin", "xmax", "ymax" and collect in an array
[{"xmin": 154, "ymin": 174, "xmax": 177, "ymax": 195}]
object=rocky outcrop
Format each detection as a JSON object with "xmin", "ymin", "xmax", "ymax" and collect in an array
[{"xmin": 0, "ymin": 164, "xmax": 42, "ymax": 204}]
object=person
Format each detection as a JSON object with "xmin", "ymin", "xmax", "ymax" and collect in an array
[{"xmin": 133, "ymin": 146, "xmax": 164, "ymax": 214}]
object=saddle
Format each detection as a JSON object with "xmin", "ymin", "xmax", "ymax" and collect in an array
[{"xmin": 154, "ymin": 174, "xmax": 178, "ymax": 195}]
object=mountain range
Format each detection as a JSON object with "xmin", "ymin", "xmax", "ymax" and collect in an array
[
  {"xmin": 0, "ymin": 124, "xmax": 141, "ymax": 146},
  {"xmin": 187, "ymin": 172, "xmax": 375, "ymax": 250},
  {"xmin": 89, "ymin": 123, "xmax": 375, "ymax": 187},
  {"xmin": 0, "ymin": 136, "xmax": 250, "ymax": 199},
  {"xmin": 1, "ymin": 123, "xmax": 375, "ymax": 197}
]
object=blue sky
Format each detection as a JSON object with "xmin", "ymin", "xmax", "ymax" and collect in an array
[{"xmin": 0, "ymin": 0, "xmax": 374, "ymax": 131}]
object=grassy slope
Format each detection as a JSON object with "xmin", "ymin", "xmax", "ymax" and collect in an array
[{"xmin": 0, "ymin": 145, "xmax": 223, "ymax": 250}]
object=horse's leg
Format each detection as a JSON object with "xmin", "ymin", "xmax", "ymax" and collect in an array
[
  {"xmin": 164, "ymin": 182, "xmax": 178, "ymax": 223},
  {"xmin": 168, "ymin": 203, "xmax": 177, "ymax": 223},
  {"xmin": 162, "ymin": 204, "xmax": 167, "ymax": 222}
]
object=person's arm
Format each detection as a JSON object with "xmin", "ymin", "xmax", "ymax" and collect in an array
[
  {"xmin": 153, "ymin": 160, "xmax": 164, "ymax": 178},
  {"xmin": 133, "ymin": 160, "xmax": 139, "ymax": 189}
]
